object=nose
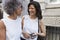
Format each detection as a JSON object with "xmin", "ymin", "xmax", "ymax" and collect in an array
[{"xmin": 29, "ymin": 8, "xmax": 32, "ymax": 12}]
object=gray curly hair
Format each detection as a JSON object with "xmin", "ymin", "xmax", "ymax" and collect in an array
[{"xmin": 3, "ymin": 0, "xmax": 23, "ymax": 15}]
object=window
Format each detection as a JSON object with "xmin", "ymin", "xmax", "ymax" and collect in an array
[{"xmin": 50, "ymin": 0, "xmax": 60, "ymax": 4}]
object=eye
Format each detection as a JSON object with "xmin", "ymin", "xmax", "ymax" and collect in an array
[{"xmin": 29, "ymin": 8, "xmax": 34, "ymax": 9}]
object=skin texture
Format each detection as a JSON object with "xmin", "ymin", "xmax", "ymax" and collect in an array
[{"xmin": 0, "ymin": 21, "xmax": 6, "ymax": 40}]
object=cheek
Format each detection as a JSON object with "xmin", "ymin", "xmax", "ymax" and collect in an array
[
  {"xmin": 16, "ymin": 9, "xmax": 22, "ymax": 16},
  {"xmin": 18, "ymin": 9, "xmax": 22, "ymax": 13},
  {"xmin": 34, "ymin": 10, "xmax": 36, "ymax": 14},
  {"xmin": 29, "ymin": 9, "xmax": 31, "ymax": 12},
  {"xmin": 30, "ymin": 10, "xmax": 36, "ymax": 14},
  {"xmin": 34, "ymin": 8, "xmax": 36, "ymax": 12}
]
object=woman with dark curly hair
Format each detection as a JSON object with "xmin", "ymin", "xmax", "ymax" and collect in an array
[
  {"xmin": 21, "ymin": 1, "xmax": 46, "ymax": 40},
  {"xmin": 0, "ymin": 0, "xmax": 23, "ymax": 40}
]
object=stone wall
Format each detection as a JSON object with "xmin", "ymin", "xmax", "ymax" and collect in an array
[{"xmin": 39, "ymin": 0, "xmax": 60, "ymax": 27}]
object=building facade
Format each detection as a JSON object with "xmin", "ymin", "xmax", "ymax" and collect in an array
[{"xmin": 38, "ymin": 0, "xmax": 60, "ymax": 40}]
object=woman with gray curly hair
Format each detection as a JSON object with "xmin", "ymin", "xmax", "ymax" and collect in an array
[{"xmin": 0, "ymin": 0, "xmax": 23, "ymax": 40}]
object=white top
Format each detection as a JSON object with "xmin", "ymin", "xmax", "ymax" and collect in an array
[
  {"xmin": 2, "ymin": 17, "xmax": 22, "ymax": 40},
  {"xmin": 21, "ymin": 15, "xmax": 39, "ymax": 40}
]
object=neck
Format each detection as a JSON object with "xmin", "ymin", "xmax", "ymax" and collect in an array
[
  {"xmin": 30, "ymin": 15, "xmax": 36, "ymax": 19},
  {"xmin": 8, "ymin": 14, "xmax": 17, "ymax": 20}
]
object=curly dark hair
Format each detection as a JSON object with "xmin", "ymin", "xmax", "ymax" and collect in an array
[
  {"xmin": 3, "ymin": 0, "xmax": 22, "ymax": 15},
  {"xmin": 28, "ymin": 1, "xmax": 42, "ymax": 20}
]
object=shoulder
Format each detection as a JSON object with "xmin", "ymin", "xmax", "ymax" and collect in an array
[
  {"xmin": 39, "ymin": 19, "xmax": 43, "ymax": 22},
  {"xmin": 23, "ymin": 15, "xmax": 29, "ymax": 18},
  {"xmin": 22, "ymin": 15, "xmax": 29, "ymax": 19},
  {"xmin": 0, "ymin": 20, "xmax": 6, "ymax": 30},
  {"xmin": 0, "ymin": 20, "xmax": 4, "ymax": 27},
  {"xmin": 39, "ymin": 19, "xmax": 44, "ymax": 25}
]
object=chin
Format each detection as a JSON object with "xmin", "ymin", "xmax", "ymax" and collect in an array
[
  {"xmin": 30, "ymin": 13, "xmax": 35, "ymax": 16},
  {"xmin": 30, "ymin": 14, "xmax": 35, "ymax": 15}
]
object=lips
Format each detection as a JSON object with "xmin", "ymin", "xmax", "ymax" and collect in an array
[{"xmin": 30, "ymin": 11, "xmax": 34, "ymax": 13}]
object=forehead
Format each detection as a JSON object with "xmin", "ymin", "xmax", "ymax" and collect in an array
[{"xmin": 29, "ymin": 5, "xmax": 35, "ymax": 8}]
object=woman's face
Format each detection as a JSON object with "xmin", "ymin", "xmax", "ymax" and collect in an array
[{"xmin": 29, "ymin": 5, "xmax": 36, "ymax": 16}]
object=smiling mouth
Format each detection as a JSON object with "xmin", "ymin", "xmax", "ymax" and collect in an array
[{"xmin": 30, "ymin": 12, "xmax": 34, "ymax": 13}]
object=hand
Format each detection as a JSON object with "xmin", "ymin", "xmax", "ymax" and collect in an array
[
  {"xmin": 29, "ymin": 33, "xmax": 38, "ymax": 39},
  {"xmin": 33, "ymin": 33, "xmax": 38, "ymax": 36},
  {"xmin": 22, "ymin": 32, "xmax": 31, "ymax": 39}
]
